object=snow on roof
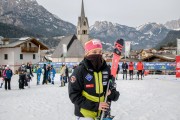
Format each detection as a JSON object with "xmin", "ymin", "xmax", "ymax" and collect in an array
[
  {"xmin": 19, "ymin": 37, "xmax": 31, "ymax": 41},
  {"xmin": 161, "ymin": 56, "xmax": 175, "ymax": 60}
]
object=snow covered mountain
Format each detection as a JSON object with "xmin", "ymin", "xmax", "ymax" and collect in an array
[
  {"xmin": 0, "ymin": 0, "xmax": 174, "ymax": 50},
  {"xmin": 90, "ymin": 21, "xmax": 170, "ymax": 50},
  {"xmin": 164, "ymin": 18, "xmax": 180, "ymax": 30},
  {"xmin": 0, "ymin": 0, "xmax": 76, "ymax": 37}
]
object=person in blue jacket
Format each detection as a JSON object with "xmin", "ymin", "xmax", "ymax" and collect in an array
[
  {"xmin": 4, "ymin": 65, "xmax": 13, "ymax": 90},
  {"xmin": 50, "ymin": 65, "xmax": 56, "ymax": 84},
  {"xmin": 36, "ymin": 65, "xmax": 42, "ymax": 85}
]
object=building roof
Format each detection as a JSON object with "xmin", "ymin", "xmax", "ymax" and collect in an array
[
  {"xmin": 142, "ymin": 54, "xmax": 175, "ymax": 62},
  {"xmin": 51, "ymin": 34, "xmax": 85, "ymax": 58},
  {"xmin": 130, "ymin": 51, "xmax": 138, "ymax": 56},
  {"xmin": 0, "ymin": 37, "xmax": 48, "ymax": 50},
  {"xmin": 81, "ymin": 0, "xmax": 85, "ymax": 18},
  {"xmin": 160, "ymin": 47, "xmax": 177, "ymax": 50}
]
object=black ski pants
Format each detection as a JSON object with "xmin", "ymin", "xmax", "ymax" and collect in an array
[
  {"xmin": 19, "ymin": 74, "xmax": 25, "ymax": 89},
  {"xmin": 137, "ymin": 70, "xmax": 143, "ymax": 80},
  {"xmin": 123, "ymin": 70, "xmax": 127, "ymax": 80},
  {"xmin": 129, "ymin": 70, "xmax": 133, "ymax": 80},
  {"xmin": 5, "ymin": 78, "xmax": 11, "ymax": 90}
]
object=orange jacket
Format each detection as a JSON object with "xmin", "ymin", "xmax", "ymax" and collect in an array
[
  {"xmin": 129, "ymin": 62, "xmax": 134, "ymax": 70},
  {"xmin": 137, "ymin": 62, "xmax": 144, "ymax": 70}
]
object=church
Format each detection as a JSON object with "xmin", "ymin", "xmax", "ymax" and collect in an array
[{"xmin": 51, "ymin": 0, "xmax": 89, "ymax": 62}]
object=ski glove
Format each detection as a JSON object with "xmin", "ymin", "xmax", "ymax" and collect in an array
[{"xmin": 108, "ymin": 90, "xmax": 120, "ymax": 101}]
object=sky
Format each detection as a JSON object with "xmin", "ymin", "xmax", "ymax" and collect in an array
[{"xmin": 36, "ymin": 0, "xmax": 180, "ymax": 27}]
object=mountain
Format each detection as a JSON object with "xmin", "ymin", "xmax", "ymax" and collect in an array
[
  {"xmin": 90, "ymin": 21, "xmax": 170, "ymax": 50},
  {"xmin": 0, "ymin": 22, "xmax": 42, "ymax": 38},
  {"xmin": 164, "ymin": 18, "xmax": 180, "ymax": 30},
  {"xmin": 0, "ymin": 0, "xmax": 76, "ymax": 37},
  {"xmin": 0, "ymin": 0, "xmax": 175, "ymax": 50},
  {"xmin": 155, "ymin": 30, "xmax": 180, "ymax": 49}
]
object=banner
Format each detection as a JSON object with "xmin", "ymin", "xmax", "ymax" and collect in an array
[
  {"xmin": 125, "ymin": 41, "xmax": 131, "ymax": 58},
  {"xmin": 63, "ymin": 44, "xmax": 67, "ymax": 57},
  {"xmin": 38, "ymin": 62, "xmax": 176, "ymax": 71},
  {"xmin": 176, "ymin": 56, "xmax": 180, "ymax": 78}
]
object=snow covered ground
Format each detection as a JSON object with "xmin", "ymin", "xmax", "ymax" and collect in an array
[{"xmin": 0, "ymin": 74, "xmax": 180, "ymax": 120}]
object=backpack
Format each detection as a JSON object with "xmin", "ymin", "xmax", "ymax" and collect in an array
[{"xmin": 2, "ymin": 69, "xmax": 6, "ymax": 78}]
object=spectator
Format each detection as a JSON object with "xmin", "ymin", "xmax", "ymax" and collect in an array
[
  {"xmin": 4, "ymin": 65, "xmax": 13, "ymax": 90},
  {"xmin": 129, "ymin": 61, "xmax": 134, "ymax": 80},
  {"xmin": 36, "ymin": 65, "xmax": 42, "ymax": 85},
  {"xmin": 26, "ymin": 63, "xmax": 34, "ymax": 88},
  {"xmin": 18, "ymin": 63, "xmax": 27, "ymax": 89},
  {"xmin": 122, "ymin": 60, "xmax": 128, "ymax": 80},
  {"xmin": 59, "ymin": 64, "xmax": 66, "ymax": 87},
  {"xmin": 136, "ymin": 60, "xmax": 144, "ymax": 80},
  {"xmin": 50, "ymin": 65, "xmax": 56, "ymax": 85}
]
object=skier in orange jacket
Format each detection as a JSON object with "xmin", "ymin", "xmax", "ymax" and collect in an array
[
  {"xmin": 128, "ymin": 61, "xmax": 134, "ymax": 80},
  {"xmin": 136, "ymin": 61, "xmax": 144, "ymax": 80}
]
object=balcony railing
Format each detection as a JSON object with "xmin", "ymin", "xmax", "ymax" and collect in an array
[{"xmin": 21, "ymin": 47, "xmax": 38, "ymax": 53}]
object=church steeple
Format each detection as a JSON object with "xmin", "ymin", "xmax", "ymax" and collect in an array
[
  {"xmin": 81, "ymin": 0, "xmax": 85, "ymax": 18},
  {"xmin": 77, "ymin": 0, "xmax": 89, "ymax": 47}
]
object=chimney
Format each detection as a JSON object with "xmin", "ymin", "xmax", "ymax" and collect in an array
[{"xmin": 2, "ymin": 38, "xmax": 10, "ymax": 45}]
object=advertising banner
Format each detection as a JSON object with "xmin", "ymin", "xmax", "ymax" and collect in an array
[
  {"xmin": 176, "ymin": 56, "xmax": 180, "ymax": 78},
  {"xmin": 125, "ymin": 41, "xmax": 131, "ymax": 58}
]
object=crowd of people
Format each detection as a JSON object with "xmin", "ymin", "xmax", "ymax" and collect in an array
[
  {"xmin": 119, "ymin": 60, "xmax": 145, "ymax": 80},
  {"xmin": 0, "ymin": 60, "xmax": 145, "ymax": 91},
  {"xmin": 0, "ymin": 63, "xmax": 78, "ymax": 90}
]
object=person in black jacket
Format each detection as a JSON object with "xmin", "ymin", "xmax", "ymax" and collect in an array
[
  {"xmin": 65, "ymin": 65, "xmax": 69, "ymax": 83},
  {"xmin": 26, "ymin": 63, "xmax": 34, "ymax": 88},
  {"xmin": 68, "ymin": 39, "xmax": 120, "ymax": 120},
  {"xmin": 42, "ymin": 64, "xmax": 47, "ymax": 84},
  {"xmin": 122, "ymin": 60, "xmax": 128, "ymax": 80},
  {"xmin": 18, "ymin": 63, "xmax": 27, "ymax": 89}
]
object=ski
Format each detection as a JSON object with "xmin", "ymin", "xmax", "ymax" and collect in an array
[{"xmin": 99, "ymin": 38, "xmax": 124, "ymax": 120}]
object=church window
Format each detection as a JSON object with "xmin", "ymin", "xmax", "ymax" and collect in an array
[
  {"xmin": 84, "ymin": 21, "xmax": 86, "ymax": 26},
  {"xmin": 83, "ymin": 30, "xmax": 87, "ymax": 34}
]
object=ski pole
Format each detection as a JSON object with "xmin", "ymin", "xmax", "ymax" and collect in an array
[{"xmin": 100, "ymin": 79, "xmax": 112, "ymax": 120}]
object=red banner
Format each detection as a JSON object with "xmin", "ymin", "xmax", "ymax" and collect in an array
[{"xmin": 176, "ymin": 56, "xmax": 180, "ymax": 78}]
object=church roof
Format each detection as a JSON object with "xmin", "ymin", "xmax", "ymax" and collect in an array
[
  {"xmin": 81, "ymin": 0, "xmax": 85, "ymax": 17},
  {"xmin": 51, "ymin": 34, "xmax": 85, "ymax": 58}
]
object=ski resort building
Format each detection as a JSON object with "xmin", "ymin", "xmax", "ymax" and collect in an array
[{"xmin": 0, "ymin": 37, "xmax": 48, "ymax": 72}]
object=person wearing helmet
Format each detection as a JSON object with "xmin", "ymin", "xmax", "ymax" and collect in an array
[{"xmin": 68, "ymin": 39, "xmax": 120, "ymax": 120}]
